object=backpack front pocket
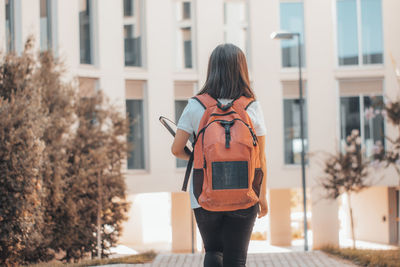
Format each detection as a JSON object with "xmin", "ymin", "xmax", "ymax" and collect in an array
[
  {"xmin": 193, "ymin": 168, "xmax": 204, "ymax": 201},
  {"xmin": 211, "ymin": 161, "xmax": 248, "ymax": 190},
  {"xmin": 252, "ymin": 168, "xmax": 263, "ymax": 197}
]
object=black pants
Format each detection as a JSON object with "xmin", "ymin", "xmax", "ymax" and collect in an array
[{"xmin": 194, "ymin": 203, "xmax": 258, "ymax": 267}]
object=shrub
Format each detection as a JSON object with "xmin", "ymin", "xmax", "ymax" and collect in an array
[
  {"xmin": 318, "ymin": 130, "xmax": 371, "ymax": 249},
  {"xmin": 0, "ymin": 36, "xmax": 130, "ymax": 265}
]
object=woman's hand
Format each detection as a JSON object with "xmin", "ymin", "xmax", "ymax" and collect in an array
[
  {"xmin": 171, "ymin": 129, "xmax": 191, "ymax": 160},
  {"xmin": 258, "ymin": 197, "xmax": 268, "ymax": 218},
  {"xmin": 256, "ymin": 135, "xmax": 268, "ymax": 219}
]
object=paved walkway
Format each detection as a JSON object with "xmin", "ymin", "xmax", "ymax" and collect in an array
[{"xmin": 101, "ymin": 251, "xmax": 358, "ymax": 267}]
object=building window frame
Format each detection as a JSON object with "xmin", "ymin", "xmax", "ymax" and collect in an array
[
  {"xmin": 173, "ymin": 0, "xmax": 196, "ymax": 71},
  {"xmin": 337, "ymin": 79, "xmax": 386, "ymax": 157},
  {"xmin": 40, "ymin": 0, "xmax": 53, "ymax": 52},
  {"xmin": 175, "ymin": 98, "xmax": 190, "ymax": 169},
  {"xmin": 282, "ymin": 81, "xmax": 309, "ymax": 166},
  {"xmin": 123, "ymin": 0, "xmax": 146, "ymax": 68},
  {"xmin": 334, "ymin": 0, "xmax": 384, "ymax": 68},
  {"xmin": 174, "ymin": 81, "xmax": 197, "ymax": 169},
  {"xmin": 79, "ymin": 0, "xmax": 97, "ymax": 66},
  {"xmin": 125, "ymin": 80, "xmax": 149, "ymax": 172},
  {"xmin": 5, "ymin": 0, "xmax": 15, "ymax": 53},
  {"xmin": 279, "ymin": 0, "xmax": 305, "ymax": 69}
]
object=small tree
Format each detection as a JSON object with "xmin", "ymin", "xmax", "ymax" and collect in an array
[
  {"xmin": 0, "ymin": 36, "xmax": 80, "ymax": 263},
  {"xmin": 318, "ymin": 130, "xmax": 370, "ymax": 249},
  {"xmin": 373, "ymin": 97, "xmax": 400, "ymax": 179},
  {"xmin": 32, "ymin": 46, "xmax": 77, "ymax": 262},
  {"xmin": 0, "ymin": 44, "xmax": 47, "ymax": 265},
  {"xmin": 0, "ymin": 36, "xmax": 130, "ymax": 264},
  {"xmin": 60, "ymin": 91, "xmax": 130, "ymax": 262},
  {"xmin": 372, "ymin": 54, "xmax": 400, "ymax": 180}
]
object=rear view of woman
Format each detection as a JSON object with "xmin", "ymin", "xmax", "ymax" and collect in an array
[{"xmin": 171, "ymin": 43, "xmax": 268, "ymax": 267}]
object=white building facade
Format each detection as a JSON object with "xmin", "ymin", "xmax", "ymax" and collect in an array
[{"xmin": 1, "ymin": 0, "xmax": 399, "ymax": 252}]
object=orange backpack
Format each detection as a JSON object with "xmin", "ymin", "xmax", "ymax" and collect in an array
[{"xmin": 182, "ymin": 93, "xmax": 263, "ymax": 211}]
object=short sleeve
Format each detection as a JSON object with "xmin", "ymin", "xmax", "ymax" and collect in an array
[
  {"xmin": 246, "ymin": 101, "xmax": 267, "ymax": 136},
  {"xmin": 177, "ymin": 101, "xmax": 194, "ymax": 135}
]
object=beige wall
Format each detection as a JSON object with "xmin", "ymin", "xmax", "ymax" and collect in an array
[
  {"xmin": 119, "ymin": 195, "xmax": 144, "ymax": 247},
  {"xmin": 269, "ymin": 189, "xmax": 292, "ymax": 246},
  {"xmin": 7, "ymin": 0, "xmax": 399, "ymax": 191},
  {"xmin": 311, "ymin": 188, "xmax": 340, "ymax": 249},
  {"xmin": 382, "ymin": 0, "xmax": 400, "ymax": 187},
  {"xmin": 20, "ymin": 0, "xmax": 40, "ymax": 52},
  {"xmin": 304, "ymin": 0, "xmax": 341, "ymax": 248},
  {"xmin": 348, "ymin": 187, "xmax": 390, "ymax": 244},
  {"xmin": 3, "ymin": 0, "xmax": 400, "ymax": 250},
  {"xmin": 171, "ymin": 192, "xmax": 196, "ymax": 253}
]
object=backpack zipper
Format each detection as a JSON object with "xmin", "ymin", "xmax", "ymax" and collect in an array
[
  {"xmin": 198, "ymin": 118, "xmax": 258, "ymax": 169},
  {"xmin": 210, "ymin": 111, "xmax": 237, "ymax": 117},
  {"xmin": 199, "ymin": 119, "xmax": 258, "ymax": 146}
]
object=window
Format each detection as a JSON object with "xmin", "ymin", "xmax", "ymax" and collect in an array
[
  {"xmin": 282, "ymin": 81, "xmax": 308, "ymax": 165},
  {"xmin": 79, "ymin": 0, "xmax": 93, "ymax": 64},
  {"xmin": 123, "ymin": 0, "xmax": 133, "ymax": 16},
  {"xmin": 223, "ymin": 0, "xmax": 249, "ymax": 58},
  {"xmin": 336, "ymin": 0, "xmax": 383, "ymax": 66},
  {"xmin": 174, "ymin": 81, "xmax": 196, "ymax": 168},
  {"xmin": 123, "ymin": 0, "xmax": 144, "ymax": 67},
  {"xmin": 175, "ymin": 1, "xmax": 194, "ymax": 69},
  {"xmin": 5, "ymin": 0, "xmax": 15, "ymax": 52},
  {"xmin": 182, "ymin": 2, "xmax": 191, "ymax": 19},
  {"xmin": 361, "ymin": 0, "xmax": 383, "ymax": 64},
  {"xmin": 279, "ymin": 1, "xmax": 305, "ymax": 68},
  {"xmin": 175, "ymin": 100, "xmax": 189, "ymax": 168},
  {"xmin": 339, "ymin": 79, "xmax": 385, "ymax": 157},
  {"xmin": 78, "ymin": 77, "xmax": 99, "ymax": 98},
  {"xmin": 125, "ymin": 80, "xmax": 146, "ymax": 170},
  {"xmin": 40, "ymin": 0, "xmax": 52, "ymax": 51}
]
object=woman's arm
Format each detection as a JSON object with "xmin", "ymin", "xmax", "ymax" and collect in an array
[
  {"xmin": 257, "ymin": 135, "xmax": 268, "ymax": 218},
  {"xmin": 171, "ymin": 129, "xmax": 191, "ymax": 160}
]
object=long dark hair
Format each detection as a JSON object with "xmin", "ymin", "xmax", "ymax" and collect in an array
[{"xmin": 198, "ymin": 43, "xmax": 255, "ymax": 99}]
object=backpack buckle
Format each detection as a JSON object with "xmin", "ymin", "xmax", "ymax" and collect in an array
[
  {"xmin": 220, "ymin": 120, "xmax": 235, "ymax": 148},
  {"xmin": 217, "ymin": 101, "xmax": 233, "ymax": 111}
]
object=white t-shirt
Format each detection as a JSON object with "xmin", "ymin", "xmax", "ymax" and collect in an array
[{"xmin": 177, "ymin": 97, "xmax": 267, "ymax": 209}]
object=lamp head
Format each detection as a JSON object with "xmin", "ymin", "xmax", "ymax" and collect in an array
[{"xmin": 270, "ymin": 31, "xmax": 298, "ymax": 40}]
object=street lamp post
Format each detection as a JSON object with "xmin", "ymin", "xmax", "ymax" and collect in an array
[{"xmin": 271, "ymin": 31, "xmax": 308, "ymax": 251}]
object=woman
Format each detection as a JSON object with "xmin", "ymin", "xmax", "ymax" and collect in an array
[{"xmin": 171, "ymin": 43, "xmax": 268, "ymax": 267}]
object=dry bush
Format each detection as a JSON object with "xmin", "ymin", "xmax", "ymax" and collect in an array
[
  {"xmin": 318, "ymin": 130, "xmax": 370, "ymax": 249},
  {"xmin": 0, "ymin": 36, "xmax": 130, "ymax": 265},
  {"xmin": 322, "ymin": 245, "xmax": 400, "ymax": 267}
]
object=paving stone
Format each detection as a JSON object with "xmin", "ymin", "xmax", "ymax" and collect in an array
[{"xmin": 105, "ymin": 250, "xmax": 357, "ymax": 267}]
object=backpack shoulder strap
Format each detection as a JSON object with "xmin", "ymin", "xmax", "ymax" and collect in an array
[
  {"xmin": 192, "ymin": 93, "xmax": 217, "ymax": 109},
  {"xmin": 182, "ymin": 151, "xmax": 194, "ymax": 192},
  {"xmin": 182, "ymin": 94, "xmax": 216, "ymax": 192},
  {"xmin": 233, "ymin": 96, "xmax": 255, "ymax": 118}
]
